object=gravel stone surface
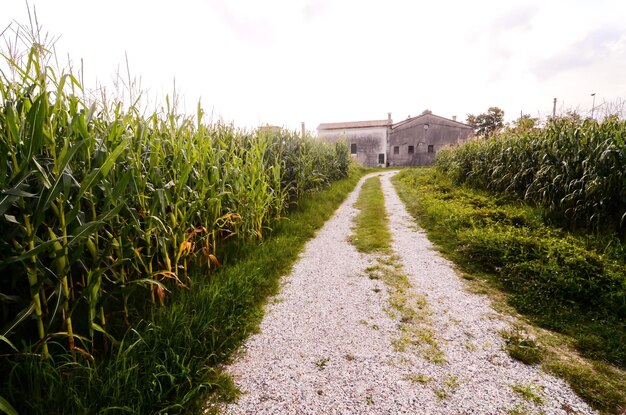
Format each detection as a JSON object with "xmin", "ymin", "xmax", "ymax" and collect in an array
[{"xmin": 221, "ymin": 171, "xmax": 596, "ymax": 415}]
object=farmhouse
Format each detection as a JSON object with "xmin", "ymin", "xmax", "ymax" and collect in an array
[
  {"xmin": 317, "ymin": 113, "xmax": 473, "ymax": 167},
  {"xmin": 316, "ymin": 115, "xmax": 392, "ymax": 167}
]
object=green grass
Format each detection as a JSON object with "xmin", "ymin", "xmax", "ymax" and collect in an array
[
  {"xmin": 544, "ymin": 358, "xmax": 626, "ymax": 413},
  {"xmin": 443, "ymin": 374, "xmax": 460, "ymax": 389},
  {"xmin": 393, "ymin": 167, "xmax": 626, "ymax": 414},
  {"xmin": 501, "ymin": 328, "xmax": 544, "ymax": 365},
  {"xmin": 434, "ymin": 388, "xmax": 450, "ymax": 400},
  {"xmin": 406, "ymin": 373, "xmax": 431, "ymax": 384},
  {"xmin": 511, "ymin": 384, "xmax": 544, "ymax": 405},
  {"xmin": 350, "ymin": 176, "xmax": 391, "ymax": 253},
  {"xmin": 1, "ymin": 167, "xmax": 367, "ymax": 414}
]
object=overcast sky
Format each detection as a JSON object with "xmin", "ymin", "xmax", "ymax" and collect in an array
[{"xmin": 2, "ymin": 0, "xmax": 625, "ymax": 131}]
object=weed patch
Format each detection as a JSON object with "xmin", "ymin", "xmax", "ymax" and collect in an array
[
  {"xmin": 511, "ymin": 384, "xmax": 543, "ymax": 405},
  {"xmin": 501, "ymin": 328, "xmax": 544, "ymax": 365},
  {"xmin": 406, "ymin": 373, "xmax": 431, "ymax": 384}
]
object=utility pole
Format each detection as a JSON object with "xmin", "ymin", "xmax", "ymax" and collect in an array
[
  {"xmin": 590, "ymin": 93, "xmax": 596, "ymax": 119},
  {"xmin": 301, "ymin": 122, "xmax": 305, "ymax": 139},
  {"xmin": 552, "ymin": 98, "xmax": 557, "ymax": 119}
]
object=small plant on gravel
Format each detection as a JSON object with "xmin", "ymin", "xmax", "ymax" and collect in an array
[
  {"xmin": 392, "ymin": 335, "xmax": 409, "ymax": 352},
  {"xmin": 507, "ymin": 403, "xmax": 529, "ymax": 415},
  {"xmin": 379, "ymin": 255, "xmax": 402, "ymax": 267},
  {"xmin": 315, "ymin": 358, "xmax": 329, "ymax": 370},
  {"xmin": 511, "ymin": 384, "xmax": 544, "ymax": 405},
  {"xmin": 344, "ymin": 354, "xmax": 355, "ymax": 361},
  {"xmin": 501, "ymin": 328, "xmax": 544, "ymax": 365},
  {"xmin": 414, "ymin": 294, "xmax": 428, "ymax": 309},
  {"xmin": 406, "ymin": 374, "xmax": 431, "ymax": 384},
  {"xmin": 366, "ymin": 265, "xmax": 382, "ymax": 279},
  {"xmin": 434, "ymin": 388, "xmax": 450, "ymax": 400},
  {"xmin": 423, "ymin": 347, "xmax": 447, "ymax": 364},
  {"xmin": 444, "ymin": 375, "xmax": 460, "ymax": 389}
]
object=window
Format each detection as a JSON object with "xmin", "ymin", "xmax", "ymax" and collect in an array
[
  {"xmin": 350, "ymin": 143, "xmax": 357, "ymax": 154},
  {"xmin": 393, "ymin": 146, "xmax": 399, "ymax": 155},
  {"xmin": 378, "ymin": 153, "xmax": 385, "ymax": 164},
  {"xmin": 408, "ymin": 145, "xmax": 415, "ymax": 154},
  {"xmin": 428, "ymin": 145, "xmax": 434, "ymax": 153}
]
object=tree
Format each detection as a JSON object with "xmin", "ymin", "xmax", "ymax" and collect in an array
[
  {"xmin": 466, "ymin": 107, "xmax": 505, "ymax": 137},
  {"xmin": 510, "ymin": 114, "xmax": 538, "ymax": 132}
]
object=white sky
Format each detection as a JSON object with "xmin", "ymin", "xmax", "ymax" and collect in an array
[{"xmin": 2, "ymin": 0, "xmax": 626, "ymax": 132}]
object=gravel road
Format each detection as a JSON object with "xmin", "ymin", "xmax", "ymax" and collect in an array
[{"xmin": 220, "ymin": 171, "xmax": 595, "ymax": 415}]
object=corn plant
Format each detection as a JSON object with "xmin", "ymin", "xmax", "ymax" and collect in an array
[
  {"xmin": 436, "ymin": 116, "xmax": 626, "ymax": 235},
  {"xmin": 0, "ymin": 32, "xmax": 350, "ymax": 364}
]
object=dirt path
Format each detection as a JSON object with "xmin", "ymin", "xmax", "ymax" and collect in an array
[{"xmin": 219, "ymin": 171, "xmax": 595, "ymax": 414}]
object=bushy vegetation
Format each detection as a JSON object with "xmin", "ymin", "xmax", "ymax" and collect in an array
[
  {"xmin": 0, "ymin": 34, "xmax": 353, "ymax": 413},
  {"xmin": 393, "ymin": 168, "xmax": 625, "ymax": 413},
  {"xmin": 436, "ymin": 117, "xmax": 626, "ymax": 235}
]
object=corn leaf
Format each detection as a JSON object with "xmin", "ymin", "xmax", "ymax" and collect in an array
[{"xmin": 0, "ymin": 395, "xmax": 18, "ymax": 415}]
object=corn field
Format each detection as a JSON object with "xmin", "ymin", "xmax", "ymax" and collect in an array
[
  {"xmin": 0, "ymin": 42, "xmax": 350, "ymax": 363},
  {"xmin": 435, "ymin": 117, "xmax": 626, "ymax": 235}
]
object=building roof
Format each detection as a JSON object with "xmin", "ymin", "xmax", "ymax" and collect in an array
[
  {"xmin": 317, "ymin": 113, "xmax": 471, "ymax": 132},
  {"xmin": 392, "ymin": 113, "xmax": 472, "ymax": 130},
  {"xmin": 317, "ymin": 119, "xmax": 391, "ymax": 130}
]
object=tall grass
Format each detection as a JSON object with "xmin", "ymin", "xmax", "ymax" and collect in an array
[
  {"xmin": 435, "ymin": 117, "xmax": 626, "ymax": 235},
  {"xmin": 0, "ymin": 28, "xmax": 349, "ymax": 382}
]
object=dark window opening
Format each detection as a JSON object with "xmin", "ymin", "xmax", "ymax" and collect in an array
[
  {"xmin": 428, "ymin": 145, "xmax": 434, "ymax": 153},
  {"xmin": 408, "ymin": 145, "xmax": 415, "ymax": 154},
  {"xmin": 378, "ymin": 153, "xmax": 385, "ymax": 164},
  {"xmin": 393, "ymin": 146, "xmax": 399, "ymax": 155},
  {"xmin": 350, "ymin": 143, "xmax": 357, "ymax": 154}
]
